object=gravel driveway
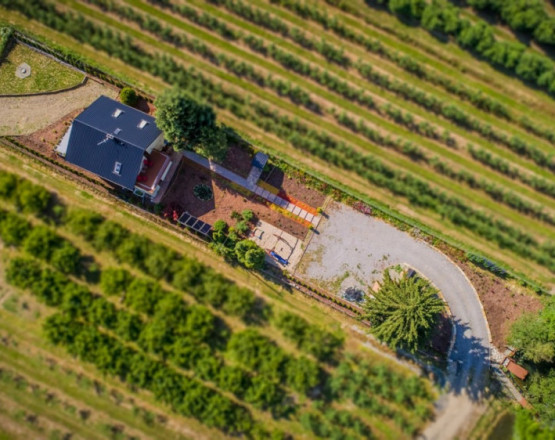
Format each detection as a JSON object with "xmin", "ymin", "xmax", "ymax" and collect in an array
[
  {"xmin": 0, "ymin": 78, "xmax": 118, "ymax": 136},
  {"xmin": 297, "ymin": 202, "xmax": 491, "ymax": 439}
]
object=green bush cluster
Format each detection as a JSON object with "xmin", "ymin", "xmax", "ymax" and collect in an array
[
  {"xmin": 274, "ymin": 311, "xmax": 344, "ymax": 362},
  {"xmin": 466, "ymin": 0, "xmax": 555, "ymax": 46},
  {"xmin": 119, "ymin": 86, "xmax": 138, "ymax": 106},
  {"xmin": 211, "ymin": 220, "xmax": 266, "ymax": 270},
  {"xmin": 329, "ymin": 356, "xmax": 433, "ymax": 434},
  {"xmin": 0, "ymin": 26, "xmax": 13, "ymax": 59},
  {"xmin": 379, "ymin": 0, "xmax": 555, "ymax": 98},
  {"xmin": 0, "ymin": 170, "xmax": 52, "ymax": 214},
  {"xmin": 0, "ymin": 209, "xmax": 81, "ymax": 274},
  {"xmin": 300, "ymin": 408, "xmax": 374, "ymax": 439},
  {"xmin": 228, "ymin": 329, "xmax": 322, "ymax": 397},
  {"xmin": 4, "ymin": 255, "xmax": 292, "ymax": 436},
  {"xmin": 66, "ymin": 209, "xmax": 258, "ymax": 319}
]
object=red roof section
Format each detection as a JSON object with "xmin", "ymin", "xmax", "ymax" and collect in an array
[{"xmin": 506, "ymin": 359, "xmax": 529, "ymax": 380}]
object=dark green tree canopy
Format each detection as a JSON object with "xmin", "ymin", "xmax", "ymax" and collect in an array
[
  {"xmin": 362, "ymin": 270, "xmax": 444, "ymax": 352},
  {"xmin": 155, "ymin": 88, "xmax": 227, "ymax": 160}
]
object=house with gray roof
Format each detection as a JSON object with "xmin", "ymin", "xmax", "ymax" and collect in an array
[{"xmin": 56, "ymin": 95, "xmax": 172, "ymax": 198}]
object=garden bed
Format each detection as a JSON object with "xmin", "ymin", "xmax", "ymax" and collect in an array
[
  {"xmin": 261, "ymin": 164, "xmax": 327, "ymax": 209},
  {"xmin": 219, "ymin": 142, "xmax": 253, "ymax": 178},
  {"xmin": 161, "ymin": 158, "xmax": 308, "ymax": 240}
]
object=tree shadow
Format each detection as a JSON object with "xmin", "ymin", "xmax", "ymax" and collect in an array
[{"xmin": 444, "ymin": 319, "xmax": 490, "ymax": 401}]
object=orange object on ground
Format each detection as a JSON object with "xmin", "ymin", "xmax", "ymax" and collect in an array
[{"xmin": 278, "ymin": 190, "xmax": 319, "ymax": 216}]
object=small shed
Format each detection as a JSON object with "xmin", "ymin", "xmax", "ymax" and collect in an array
[{"xmin": 503, "ymin": 358, "xmax": 529, "ymax": 380}]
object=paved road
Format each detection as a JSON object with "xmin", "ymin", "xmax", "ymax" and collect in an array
[{"xmin": 297, "ymin": 203, "xmax": 491, "ymax": 439}]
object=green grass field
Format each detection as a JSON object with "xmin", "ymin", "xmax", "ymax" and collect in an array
[
  {"xmin": 0, "ymin": 146, "xmax": 436, "ymax": 439},
  {"xmin": 2, "ymin": 0, "xmax": 553, "ymax": 287},
  {"xmin": 0, "ymin": 42, "xmax": 84, "ymax": 94}
]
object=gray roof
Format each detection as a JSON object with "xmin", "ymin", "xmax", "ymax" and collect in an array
[
  {"xmin": 63, "ymin": 96, "xmax": 162, "ymax": 190},
  {"xmin": 75, "ymin": 95, "xmax": 160, "ymax": 149}
]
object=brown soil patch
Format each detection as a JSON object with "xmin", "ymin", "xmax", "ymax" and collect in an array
[
  {"xmin": 437, "ymin": 244, "xmax": 543, "ymax": 349},
  {"xmin": 161, "ymin": 159, "xmax": 308, "ymax": 240},
  {"xmin": 429, "ymin": 312, "xmax": 453, "ymax": 357},
  {"xmin": 220, "ymin": 143, "xmax": 253, "ymax": 178},
  {"xmin": 133, "ymin": 96, "xmax": 155, "ymax": 115},
  {"xmin": 261, "ymin": 165, "xmax": 326, "ymax": 208}
]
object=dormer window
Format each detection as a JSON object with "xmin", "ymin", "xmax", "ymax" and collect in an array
[
  {"xmin": 112, "ymin": 108, "xmax": 123, "ymax": 118},
  {"xmin": 113, "ymin": 161, "xmax": 122, "ymax": 175},
  {"xmin": 138, "ymin": 119, "xmax": 148, "ymax": 129},
  {"xmin": 114, "ymin": 128, "xmax": 122, "ymax": 135}
]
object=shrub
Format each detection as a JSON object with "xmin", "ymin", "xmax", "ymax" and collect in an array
[
  {"xmin": 93, "ymin": 221, "xmax": 128, "ymax": 251},
  {"xmin": 5, "ymin": 257, "xmax": 42, "ymax": 289},
  {"xmin": 100, "ymin": 268, "xmax": 131, "ymax": 296},
  {"xmin": 0, "ymin": 212, "xmax": 31, "ymax": 246},
  {"xmin": 222, "ymin": 286, "xmax": 255, "ymax": 318},
  {"xmin": 285, "ymin": 356, "xmax": 321, "ymax": 394},
  {"xmin": 0, "ymin": 171, "xmax": 17, "ymax": 200},
  {"xmin": 119, "ymin": 87, "xmax": 138, "ymax": 106},
  {"xmin": 125, "ymin": 278, "xmax": 165, "ymax": 315},
  {"xmin": 234, "ymin": 240, "xmax": 265, "ymax": 270},
  {"xmin": 241, "ymin": 209, "xmax": 254, "ymax": 222},
  {"xmin": 15, "ymin": 180, "xmax": 51, "ymax": 214},
  {"xmin": 22, "ymin": 226, "xmax": 60, "ymax": 260},
  {"xmin": 66, "ymin": 209, "xmax": 104, "ymax": 241}
]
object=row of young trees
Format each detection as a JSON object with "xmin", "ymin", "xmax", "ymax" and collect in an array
[
  {"xmin": 0, "ymin": 26, "xmax": 12, "ymax": 57},
  {"xmin": 0, "ymin": 171, "xmax": 436, "ymax": 436},
  {"xmin": 0, "ymin": 186, "xmax": 338, "ymax": 435},
  {"xmin": 6, "ymin": 257, "xmax": 261, "ymax": 436},
  {"xmin": 85, "ymin": 0, "xmax": 321, "ymax": 114},
  {"xmin": 210, "ymin": 0, "xmax": 555, "ymax": 172},
  {"xmin": 468, "ymin": 145, "xmax": 555, "ymax": 198},
  {"xmin": 270, "ymin": 0, "xmax": 555, "ymax": 146},
  {"xmin": 465, "ymin": 0, "xmax": 555, "ymax": 46},
  {"xmin": 383, "ymin": 0, "xmax": 555, "ymax": 97},
  {"xmin": 4, "ymin": 0, "xmax": 553, "ymax": 274}
]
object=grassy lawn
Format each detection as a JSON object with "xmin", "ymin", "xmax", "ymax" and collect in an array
[{"xmin": 0, "ymin": 43, "xmax": 84, "ymax": 94}]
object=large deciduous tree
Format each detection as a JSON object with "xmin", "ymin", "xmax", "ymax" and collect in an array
[
  {"xmin": 154, "ymin": 88, "xmax": 228, "ymax": 160},
  {"xmin": 509, "ymin": 297, "xmax": 555, "ymax": 364},
  {"xmin": 362, "ymin": 270, "xmax": 444, "ymax": 352}
]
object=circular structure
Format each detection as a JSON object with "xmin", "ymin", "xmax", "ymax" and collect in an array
[
  {"xmin": 193, "ymin": 184, "xmax": 213, "ymax": 201},
  {"xmin": 15, "ymin": 63, "xmax": 31, "ymax": 79}
]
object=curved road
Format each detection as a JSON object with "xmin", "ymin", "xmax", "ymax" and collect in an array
[{"xmin": 297, "ymin": 202, "xmax": 491, "ymax": 439}]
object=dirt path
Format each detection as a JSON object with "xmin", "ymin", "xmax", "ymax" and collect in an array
[{"xmin": 0, "ymin": 78, "xmax": 118, "ymax": 136}]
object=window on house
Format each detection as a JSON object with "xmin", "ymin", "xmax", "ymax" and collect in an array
[
  {"xmin": 112, "ymin": 109, "xmax": 123, "ymax": 118},
  {"xmin": 138, "ymin": 119, "xmax": 148, "ymax": 129},
  {"xmin": 113, "ymin": 161, "xmax": 122, "ymax": 175},
  {"xmin": 114, "ymin": 128, "xmax": 122, "ymax": 135}
]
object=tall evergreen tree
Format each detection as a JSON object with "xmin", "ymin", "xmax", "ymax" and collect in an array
[{"xmin": 362, "ymin": 270, "xmax": 444, "ymax": 352}]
